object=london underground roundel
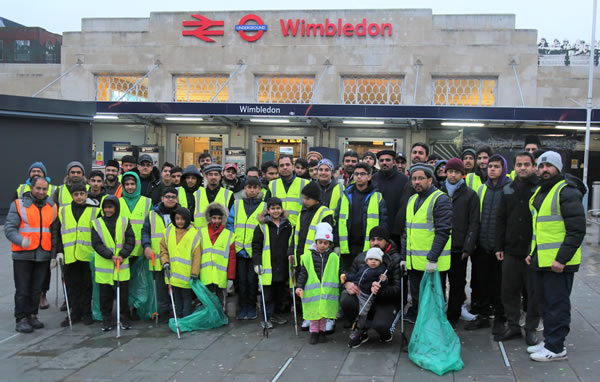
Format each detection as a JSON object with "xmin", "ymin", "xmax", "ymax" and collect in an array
[{"xmin": 235, "ymin": 14, "xmax": 268, "ymax": 42}]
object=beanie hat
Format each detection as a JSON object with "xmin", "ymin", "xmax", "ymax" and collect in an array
[
  {"xmin": 70, "ymin": 181, "xmax": 87, "ymax": 193},
  {"xmin": 317, "ymin": 158, "xmax": 334, "ymax": 172},
  {"xmin": 301, "ymin": 181, "xmax": 321, "ymax": 202},
  {"xmin": 461, "ymin": 148, "xmax": 477, "ymax": 159},
  {"xmin": 66, "ymin": 161, "xmax": 85, "ymax": 176},
  {"xmin": 162, "ymin": 186, "xmax": 178, "ymax": 196},
  {"xmin": 445, "ymin": 158, "xmax": 465, "ymax": 174},
  {"xmin": 203, "ymin": 164, "xmax": 222, "ymax": 174},
  {"xmin": 105, "ymin": 159, "xmax": 120, "ymax": 169},
  {"xmin": 28, "ymin": 162, "xmax": 47, "ymax": 177},
  {"xmin": 369, "ymin": 225, "xmax": 390, "ymax": 242},
  {"xmin": 314, "ymin": 222, "xmax": 333, "ymax": 242},
  {"xmin": 267, "ymin": 197, "xmax": 283, "ymax": 208},
  {"xmin": 409, "ymin": 163, "xmax": 434, "ymax": 178},
  {"xmin": 307, "ymin": 151, "xmax": 323, "ymax": 162},
  {"xmin": 538, "ymin": 151, "xmax": 563, "ymax": 172},
  {"xmin": 365, "ymin": 247, "xmax": 383, "ymax": 262},
  {"xmin": 363, "ymin": 151, "xmax": 377, "ymax": 160}
]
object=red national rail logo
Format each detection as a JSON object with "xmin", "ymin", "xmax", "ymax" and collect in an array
[{"xmin": 182, "ymin": 15, "xmax": 224, "ymax": 42}]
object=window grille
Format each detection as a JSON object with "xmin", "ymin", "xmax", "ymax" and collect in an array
[
  {"xmin": 45, "ymin": 42, "xmax": 56, "ymax": 63},
  {"xmin": 256, "ymin": 76, "xmax": 314, "ymax": 103},
  {"xmin": 342, "ymin": 76, "xmax": 404, "ymax": 104},
  {"xmin": 96, "ymin": 75, "xmax": 148, "ymax": 101},
  {"xmin": 15, "ymin": 40, "xmax": 30, "ymax": 62},
  {"xmin": 174, "ymin": 75, "xmax": 229, "ymax": 102},
  {"xmin": 432, "ymin": 77, "xmax": 496, "ymax": 106}
]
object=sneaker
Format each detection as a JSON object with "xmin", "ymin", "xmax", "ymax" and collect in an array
[
  {"xmin": 246, "ymin": 307, "xmax": 257, "ymax": 320},
  {"xmin": 236, "ymin": 307, "xmax": 248, "ymax": 320},
  {"xmin": 318, "ymin": 331, "xmax": 327, "ymax": 343},
  {"xmin": 60, "ymin": 316, "xmax": 73, "ymax": 328},
  {"xmin": 260, "ymin": 320, "xmax": 274, "ymax": 329},
  {"xmin": 379, "ymin": 331, "xmax": 393, "ymax": 343},
  {"xmin": 120, "ymin": 320, "xmax": 132, "ymax": 330},
  {"xmin": 309, "ymin": 332, "xmax": 319, "ymax": 345},
  {"xmin": 537, "ymin": 319, "xmax": 544, "ymax": 332},
  {"xmin": 324, "ymin": 319, "xmax": 336, "ymax": 335},
  {"xmin": 301, "ymin": 319, "xmax": 310, "ymax": 331},
  {"xmin": 101, "ymin": 318, "xmax": 112, "ymax": 332},
  {"xmin": 16, "ymin": 317, "xmax": 34, "ymax": 333},
  {"xmin": 530, "ymin": 347, "xmax": 567, "ymax": 362},
  {"xmin": 28, "ymin": 315, "xmax": 44, "ymax": 329},
  {"xmin": 461, "ymin": 305, "xmax": 476, "ymax": 321},
  {"xmin": 404, "ymin": 312, "xmax": 417, "ymax": 324},
  {"xmin": 82, "ymin": 314, "xmax": 94, "ymax": 326},
  {"xmin": 464, "ymin": 315, "xmax": 490, "ymax": 331},
  {"xmin": 527, "ymin": 341, "xmax": 545, "ymax": 354},
  {"xmin": 348, "ymin": 329, "xmax": 369, "ymax": 348},
  {"xmin": 271, "ymin": 314, "xmax": 288, "ymax": 325}
]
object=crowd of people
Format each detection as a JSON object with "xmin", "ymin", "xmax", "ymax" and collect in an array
[{"xmin": 5, "ymin": 134, "xmax": 586, "ymax": 363}]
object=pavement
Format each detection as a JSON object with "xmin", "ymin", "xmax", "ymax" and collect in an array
[{"xmin": 0, "ymin": 223, "xmax": 599, "ymax": 382}]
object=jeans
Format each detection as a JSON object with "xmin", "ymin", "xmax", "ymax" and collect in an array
[
  {"xmin": 13, "ymin": 260, "xmax": 49, "ymax": 321},
  {"xmin": 65, "ymin": 260, "xmax": 92, "ymax": 318},
  {"xmin": 236, "ymin": 256, "xmax": 258, "ymax": 309},
  {"xmin": 172, "ymin": 286, "xmax": 194, "ymax": 317}
]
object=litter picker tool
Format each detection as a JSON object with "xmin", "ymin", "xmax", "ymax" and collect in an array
[
  {"xmin": 59, "ymin": 259, "xmax": 72, "ymax": 330},
  {"xmin": 258, "ymin": 268, "xmax": 269, "ymax": 338},
  {"xmin": 389, "ymin": 265, "xmax": 409, "ymax": 352},
  {"xmin": 116, "ymin": 258, "xmax": 121, "ymax": 339},
  {"xmin": 165, "ymin": 267, "xmax": 181, "ymax": 339},
  {"xmin": 289, "ymin": 265, "xmax": 298, "ymax": 336},
  {"xmin": 151, "ymin": 253, "xmax": 159, "ymax": 325},
  {"xmin": 351, "ymin": 269, "xmax": 388, "ymax": 331}
]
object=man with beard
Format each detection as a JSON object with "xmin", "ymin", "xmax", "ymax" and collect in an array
[
  {"xmin": 340, "ymin": 150, "xmax": 359, "ymax": 186},
  {"xmin": 264, "ymin": 155, "xmax": 309, "ymax": 227},
  {"xmin": 222, "ymin": 163, "xmax": 243, "ymax": 193},
  {"xmin": 104, "ymin": 160, "xmax": 121, "ymax": 195},
  {"xmin": 362, "ymin": 152, "xmax": 378, "ymax": 175},
  {"xmin": 461, "ymin": 149, "xmax": 477, "ymax": 175},
  {"xmin": 14, "ymin": 162, "xmax": 56, "ymax": 200},
  {"xmin": 137, "ymin": 154, "xmax": 160, "ymax": 198},
  {"xmin": 54, "ymin": 161, "xmax": 88, "ymax": 208},
  {"xmin": 395, "ymin": 152, "xmax": 407, "ymax": 174},
  {"xmin": 193, "ymin": 164, "xmax": 234, "ymax": 228},
  {"xmin": 371, "ymin": 150, "xmax": 408, "ymax": 233}
]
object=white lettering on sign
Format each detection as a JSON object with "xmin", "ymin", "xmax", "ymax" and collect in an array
[{"xmin": 239, "ymin": 105, "xmax": 282, "ymax": 114}]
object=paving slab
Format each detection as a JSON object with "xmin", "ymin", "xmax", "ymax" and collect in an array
[
  {"xmin": 279, "ymin": 359, "xmax": 343, "ymax": 382},
  {"xmin": 340, "ymin": 350, "xmax": 399, "ymax": 376}
]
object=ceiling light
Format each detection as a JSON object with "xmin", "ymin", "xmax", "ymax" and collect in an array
[
  {"xmin": 250, "ymin": 118, "xmax": 290, "ymax": 123},
  {"xmin": 441, "ymin": 122, "xmax": 485, "ymax": 127},
  {"xmin": 165, "ymin": 116, "xmax": 204, "ymax": 121},
  {"xmin": 555, "ymin": 125, "xmax": 600, "ymax": 131},
  {"xmin": 342, "ymin": 120, "xmax": 384, "ymax": 125},
  {"xmin": 93, "ymin": 114, "xmax": 119, "ymax": 120}
]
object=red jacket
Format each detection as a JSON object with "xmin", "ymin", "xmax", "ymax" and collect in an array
[{"xmin": 207, "ymin": 222, "xmax": 236, "ymax": 280}]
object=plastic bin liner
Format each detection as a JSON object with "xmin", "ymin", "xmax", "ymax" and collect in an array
[
  {"xmin": 169, "ymin": 279, "xmax": 229, "ymax": 333},
  {"xmin": 128, "ymin": 257, "xmax": 155, "ymax": 320}
]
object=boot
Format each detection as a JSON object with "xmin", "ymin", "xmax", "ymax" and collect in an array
[
  {"xmin": 494, "ymin": 326, "xmax": 521, "ymax": 342},
  {"xmin": 16, "ymin": 317, "xmax": 33, "ymax": 333},
  {"xmin": 464, "ymin": 315, "xmax": 490, "ymax": 331},
  {"xmin": 492, "ymin": 317, "xmax": 507, "ymax": 335},
  {"xmin": 39, "ymin": 292, "xmax": 49, "ymax": 310},
  {"xmin": 309, "ymin": 332, "xmax": 319, "ymax": 345},
  {"xmin": 28, "ymin": 315, "xmax": 44, "ymax": 329},
  {"xmin": 318, "ymin": 331, "xmax": 327, "ymax": 343},
  {"xmin": 81, "ymin": 314, "xmax": 94, "ymax": 326}
]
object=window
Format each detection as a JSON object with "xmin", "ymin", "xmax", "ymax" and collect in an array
[
  {"xmin": 256, "ymin": 76, "xmax": 314, "ymax": 103},
  {"xmin": 45, "ymin": 42, "xmax": 56, "ymax": 63},
  {"xmin": 174, "ymin": 75, "xmax": 229, "ymax": 102},
  {"xmin": 15, "ymin": 40, "xmax": 31, "ymax": 62},
  {"xmin": 432, "ymin": 77, "xmax": 496, "ymax": 106},
  {"xmin": 342, "ymin": 76, "xmax": 404, "ymax": 105},
  {"xmin": 96, "ymin": 75, "xmax": 148, "ymax": 101}
]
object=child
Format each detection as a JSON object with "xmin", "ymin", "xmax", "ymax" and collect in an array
[
  {"xmin": 91, "ymin": 195, "xmax": 136, "ymax": 331},
  {"xmin": 341, "ymin": 247, "xmax": 387, "ymax": 348},
  {"xmin": 199, "ymin": 202, "xmax": 236, "ymax": 306},
  {"xmin": 160, "ymin": 207, "xmax": 202, "ymax": 318},
  {"xmin": 88, "ymin": 170, "xmax": 107, "ymax": 203},
  {"xmin": 252, "ymin": 197, "xmax": 293, "ymax": 328},
  {"xmin": 295, "ymin": 222, "xmax": 340, "ymax": 344}
]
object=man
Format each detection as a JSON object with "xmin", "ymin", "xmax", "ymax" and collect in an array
[
  {"xmin": 5, "ymin": 177, "xmax": 57, "ymax": 333},
  {"xmin": 494, "ymin": 152, "xmax": 540, "ymax": 345},
  {"xmin": 88, "ymin": 170, "xmax": 107, "ymax": 203},
  {"xmin": 434, "ymin": 160, "xmax": 447, "ymax": 183},
  {"xmin": 336, "ymin": 162, "xmax": 387, "ymax": 271},
  {"xmin": 362, "ymin": 152, "xmax": 378, "ymax": 175},
  {"xmin": 465, "ymin": 154, "xmax": 510, "ymax": 333},
  {"xmin": 54, "ymin": 161, "xmax": 87, "ymax": 208},
  {"xmin": 198, "ymin": 153, "xmax": 212, "ymax": 169},
  {"xmin": 401, "ymin": 163, "xmax": 452, "ymax": 323},
  {"xmin": 462, "ymin": 149, "xmax": 477, "ymax": 174},
  {"xmin": 264, "ymin": 155, "xmax": 309, "ymax": 227},
  {"xmin": 509, "ymin": 136, "xmax": 542, "ymax": 180},
  {"xmin": 170, "ymin": 166, "xmax": 183, "ymax": 187},
  {"xmin": 307, "ymin": 160, "xmax": 319, "ymax": 181},
  {"xmin": 341, "ymin": 150, "xmax": 359, "ymax": 186},
  {"xmin": 260, "ymin": 161, "xmax": 278, "ymax": 194},
  {"xmin": 15, "ymin": 161, "xmax": 56, "ymax": 200},
  {"xmin": 341, "ymin": 226, "xmax": 402, "ymax": 346},
  {"xmin": 104, "ymin": 160, "xmax": 121, "ymax": 195},
  {"xmin": 395, "ymin": 152, "xmax": 407, "ymax": 174},
  {"xmin": 193, "ymin": 164, "xmax": 234, "ymax": 228},
  {"xmin": 306, "ymin": 151, "xmax": 323, "ymax": 163},
  {"xmin": 137, "ymin": 154, "xmax": 159, "ymax": 198},
  {"xmin": 294, "ymin": 158, "xmax": 309, "ymax": 179},
  {"xmin": 410, "ymin": 142, "xmax": 429, "ymax": 165},
  {"xmin": 222, "ymin": 163, "xmax": 243, "ymax": 193},
  {"xmin": 121, "ymin": 155, "xmax": 137, "ymax": 174},
  {"xmin": 178, "ymin": 165, "xmax": 202, "ymax": 213},
  {"xmin": 315, "ymin": 159, "xmax": 344, "ymax": 210},
  {"xmin": 439, "ymin": 158, "xmax": 480, "ymax": 328},
  {"xmin": 149, "ymin": 162, "xmax": 174, "ymax": 205},
  {"xmin": 466, "ymin": 145, "xmax": 494, "ymax": 191},
  {"xmin": 371, "ymin": 150, "xmax": 408, "ymax": 233},
  {"xmin": 246, "ymin": 166, "xmax": 260, "ymax": 179},
  {"xmin": 526, "ymin": 151, "xmax": 585, "ymax": 362},
  {"xmin": 427, "ymin": 153, "xmax": 442, "ymax": 166}
]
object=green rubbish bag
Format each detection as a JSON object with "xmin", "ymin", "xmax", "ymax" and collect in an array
[
  {"xmin": 90, "ymin": 253, "xmax": 103, "ymax": 322},
  {"xmin": 128, "ymin": 257, "xmax": 156, "ymax": 321},
  {"xmin": 169, "ymin": 279, "xmax": 229, "ymax": 333},
  {"xmin": 408, "ymin": 271, "xmax": 464, "ymax": 376}
]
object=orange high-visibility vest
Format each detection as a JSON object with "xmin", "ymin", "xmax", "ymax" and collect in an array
[{"xmin": 11, "ymin": 199, "xmax": 57, "ymax": 252}]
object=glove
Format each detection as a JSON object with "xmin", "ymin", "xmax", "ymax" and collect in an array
[
  {"xmin": 162, "ymin": 263, "xmax": 170, "ymax": 271},
  {"xmin": 21, "ymin": 237, "xmax": 31, "ymax": 248},
  {"xmin": 254, "ymin": 265, "xmax": 262, "ymax": 275},
  {"xmin": 333, "ymin": 247, "xmax": 341, "ymax": 255},
  {"xmin": 56, "ymin": 252, "xmax": 64, "ymax": 265},
  {"xmin": 191, "ymin": 274, "xmax": 198, "ymax": 280},
  {"xmin": 399, "ymin": 260, "xmax": 406, "ymax": 271},
  {"xmin": 50, "ymin": 258, "xmax": 58, "ymax": 269},
  {"xmin": 425, "ymin": 261, "xmax": 437, "ymax": 273},
  {"xmin": 227, "ymin": 280, "xmax": 234, "ymax": 294}
]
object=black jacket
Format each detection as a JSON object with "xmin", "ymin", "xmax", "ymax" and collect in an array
[
  {"xmin": 297, "ymin": 247, "xmax": 341, "ymax": 289},
  {"xmin": 252, "ymin": 210, "xmax": 293, "ymax": 282},
  {"xmin": 478, "ymin": 179, "xmax": 509, "ymax": 252},
  {"xmin": 440, "ymin": 181, "xmax": 480, "ymax": 254},
  {"xmin": 531, "ymin": 174, "xmax": 586, "ymax": 272},
  {"xmin": 91, "ymin": 196, "xmax": 136, "ymax": 260},
  {"xmin": 391, "ymin": 181, "xmax": 417, "ymax": 241},
  {"xmin": 315, "ymin": 179, "xmax": 340, "ymax": 209},
  {"xmin": 288, "ymin": 203, "xmax": 335, "ymax": 258},
  {"xmin": 371, "ymin": 167, "xmax": 409, "ymax": 231},
  {"xmin": 496, "ymin": 175, "xmax": 539, "ymax": 257},
  {"xmin": 181, "ymin": 165, "xmax": 203, "ymax": 214}
]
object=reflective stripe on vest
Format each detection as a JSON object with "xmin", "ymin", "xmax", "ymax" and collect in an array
[
  {"xmin": 17, "ymin": 184, "xmax": 56, "ymax": 199},
  {"xmin": 59, "ymin": 205, "xmax": 97, "ymax": 263},
  {"xmin": 269, "ymin": 177, "xmax": 308, "ymax": 227},
  {"xmin": 338, "ymin": 190, "xmax": 382, "ymax": 254},
  {"xmin": 233, "ymin": 199, "xmax": 265, "ymax": 255},
  {"xmin": 177, "ymin": 187, "xmax": 188, "ymax": 209},
  {"xmin": 163, "ymin": 225, "xmax": 201, "ymax": 289},
  {"xmin": 192, "ymin": 188, "xmax": 232, "ymax": 228},
  {"xmin": 258, "ymin": 223, "xmax": 274, "ymax": 285},
  {"xmin": 300, "ymin": 251, "xmax": 340, "ymax": 320},
  {"xmin": 293, "ymin": 205, "xmax": 334, "ymax": 264},
  {"xmin": 529, "ymin": 180, "xmax": 582, "ymax": 267},
  {"xmin": 405, "ymin": 190, "xmax": 451, "ymax": 272},
  {"xmin": 199, "ymin": 227, "xmax": 233, "ymax": 288},
  {"xmin": 119, "ymin": 197, "xmax": 151, "ymax": 256},
  {"xmin": 149, "ymin": 210, "xmax": 168, "ymax": 271},
  {"xmin": 477, "ymin": 184, "xmax": 487, "ymax": 220},
  {"xmin": 466, "ymin": 173, "xmax": 482, "ymax": 192},
  {"xmin": 92, "ymin": 217, "xmax": 130, "ymax": 285},
  {"xmin": 11, "ymin": 198, "xmax": 57, "ymax": 252}
]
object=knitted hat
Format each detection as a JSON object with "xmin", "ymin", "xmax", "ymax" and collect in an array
[
  {"xmin": 301, "ymin": 181, "xmax": 321, "ymax": 202},
  {"xmin": 461, "ymin": 148, "xmax": 477, "ymax": 159},
  {"xmin": 376, "ymin": 149, "xmax": 396, "ymax": 159},
  {"xmin": 368, "ymin": 225, "xmax": 390, "ymax": 242},
  {"xmin": 314, "ymin": 222, "xmax": 333, "ymax": 242},
  {"xmin": 409, "ymin": 163, "xmax": 434, "ymax": 178},
  {"xmin": 306, "ymin": 151, "xmax": 323, "ymax": 162},
  {"xmin": 267, "ymin": 197, "xmax": 283, "ymax": 208},
  {"xmin": 66, "ymin": 161, "xmax": 85, "ymax": 176},
  {"xmin": 317, "ymin": 158, "xmax": 334, "ymax": 172},
  {"xmin": 363, "ymin": 151, "xmax": 377, "ymax": 160},
  {"xmin": 365, "ymin": 247, "xmax": 383, "ymax": 262},
  {"xmin": 105, "ymin": 159, "xmax": 120, "ymax": 170},
  {"xmin": 538, "ymin": 151, "xmax": 563, "ymax": 172},
  {"xmin": 29, "ymin": 162, "xmax": 47, "ymax": 177},
  {"xmin": 445, "ymin": 158, "xmax": 465, "ymax": 174},
  {"xmin": 203, "ymin": 164, "xmax": 222, "ymax": 174}
]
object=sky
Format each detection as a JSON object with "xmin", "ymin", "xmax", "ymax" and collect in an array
[{"xmin": 3, "ymin": 0, "xmax": 598, "ymax": 44}]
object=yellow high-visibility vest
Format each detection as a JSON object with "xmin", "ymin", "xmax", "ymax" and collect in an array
[
  {"xmin": 269, "ymin": 177, "xmax": 308, "ymax": 227},
  {"xmin": 119, "ymin": 197, "xmax": 151, "ymax": 257},
  {"xmin": 58, "ymin": 204, "xmax": 98, "ymax": 263},
  {"xmin": 92, "ymin": 217, "xmax": 130, "ymax": 285},
  {"xmin": 163, "ymin": 225, "xmax": 201, "ymax": 289},
  {"xmin": 233, "ymin": 199, "xmax": 265, "ymax": 255}
]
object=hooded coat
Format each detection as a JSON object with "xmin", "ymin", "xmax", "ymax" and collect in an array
[
  {"xmin": 478, "ymin": 155, "xmax": 511, "ymax": 252},
  {"xmin": 91, "ymin": 195, "xmax": 136, "ymax": 260},
  {"xmin": 121, "ymin": 172, "xmax": 142, "ymax": 212},
  {"xmin": 181, "ymin": 165, "xmax": 203, "ymax": 214},
  {"xmin": 204, "ymin": 202, "xmax": 237, "ymax": 280},
  {"xmin": 252, "ymin": 209, "xmax": 293, "ymax": 282},
  {"xmin": 439, "ymin": 180, "xmax": 480, "ymax": 255},
  {"xmin": 159, "ymin": 207, "xmax": 203, "ymax": 277}
]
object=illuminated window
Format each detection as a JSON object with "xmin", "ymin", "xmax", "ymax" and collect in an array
[
  {"xmin": 256, "ymin": 76, "xmax": 314, "ymax": 103},
  {"xmin": 342, "ymin": 76, "xmax": 404, "ymax": 105},
  {"xmin": 174, "ymin": 75, "xmax": 229, "ymax": 102},
  {"xmin": 96, "ymin": 75, "xmax": 148, "ymax": 102},
  {"xmin": 15, "ymin": 40, "xmax": 30, "ymax": 62},
  {"xmin": 432, "ymin": 77, "xmax": 496, "ymax": 106}
]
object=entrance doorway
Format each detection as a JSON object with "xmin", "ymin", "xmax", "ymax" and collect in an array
[
  {"xmin": 339, "ymin": 137, "xmax": 399, "ymax": 159},
  {"xmin": 252, "ymin": 135, "xmax": 315, "ymax": 166},
  {"xmin": 176, "ymin": 135, "xmax": 225, "ymax": 167}
]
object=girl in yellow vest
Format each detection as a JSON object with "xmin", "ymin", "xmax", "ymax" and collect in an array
[
  {"xmin": 295, "ymin": 223, "xmax": 341, "ymax": 345},
  {"xmin": 159, "ymin": 207, "xmax": 202, "ymax": 318}
]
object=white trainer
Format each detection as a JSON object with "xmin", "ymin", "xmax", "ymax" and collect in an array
[
  {"xmin": 527, "ymin": 341, "xmax": 545, "ymax": 354},
  {"xmin": 301, "ymin": 319, "xmax": 310, "ymax": 331},
  {"xmin": 325, "ymin": 319, "xmax": 336, "ymax": 334},
  {"xmin": 530, "ymin": 347, "xmax": 567, "ymax": 362},
  {"xmin": 460, "ymin": 304, "xmax": 476, "ymax": 321}
]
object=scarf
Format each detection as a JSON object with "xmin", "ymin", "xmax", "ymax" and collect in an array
[{"xmin": 445, "ymin": 178, "xmax": 464, "ymax": 198}]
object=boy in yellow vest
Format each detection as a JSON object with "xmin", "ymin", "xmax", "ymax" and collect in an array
[
  {"xmin": 51, "ymin": 181, "xmax": 100, "ymax": 327},
  {"xmin": 160, "ymin": 207, "xmax": 202, "ymax": 318},
  {"xmin": 295, "ymin": 223, "xmax": 341, "ymax": 345},
  {"xmin": 91, "ymin": 196, "xmax": 136, "ymax": 331},
  {"xmin": 226, "ymin": 177, "xmax": 265, "ymax": 320}
]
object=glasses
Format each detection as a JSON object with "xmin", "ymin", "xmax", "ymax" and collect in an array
[
  {"xmin": 163, "ymin": 195, "xmax": 178, "ymax": 200},
  {"xmin": 354, "ymin": 172, "xmax": 369, "ymax": 177}
]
